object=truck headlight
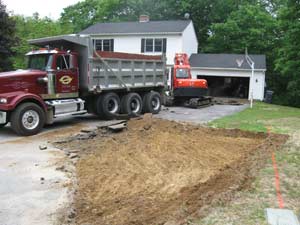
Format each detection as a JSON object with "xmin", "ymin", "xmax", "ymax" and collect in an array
[{"xmin": 0, "ymin": 98, "xmax": 7, "ymax": 104}]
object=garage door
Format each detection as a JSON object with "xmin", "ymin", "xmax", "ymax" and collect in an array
[{"xmin": 197, "ymin": 75, "xmax": 249, "ymax": 99}]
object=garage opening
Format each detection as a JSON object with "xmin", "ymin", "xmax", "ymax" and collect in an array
[{"xmin": 197, "ymin": 75, "xmax": 249, "ymax": 99}]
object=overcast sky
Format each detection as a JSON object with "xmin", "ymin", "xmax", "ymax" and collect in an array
[{"xmin": 2, "ymin": 0, "xmax": 82, "ymax": 19}]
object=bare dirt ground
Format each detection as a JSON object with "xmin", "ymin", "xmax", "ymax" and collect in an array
[{"xmin": 56, "ymin": 115, "xmax": 288, "ymax": 225}]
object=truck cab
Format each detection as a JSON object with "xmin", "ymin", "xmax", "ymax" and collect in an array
[
  {"xmin": 26, "ymin": 48, "xmax": 79, "ymax": 98},
  {"xmin": 0, "ymin": 48, "xmax": 86, "ymax": 136}
]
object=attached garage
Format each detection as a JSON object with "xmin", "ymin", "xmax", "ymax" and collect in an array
[{"xmin": 189, "ymin": 54, "xmax": 266, "ymax": 100}]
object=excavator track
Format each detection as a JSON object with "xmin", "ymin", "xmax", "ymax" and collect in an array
[{"xmin": 184, "ymin": 96, "xmax": 213, "ymax": 109}]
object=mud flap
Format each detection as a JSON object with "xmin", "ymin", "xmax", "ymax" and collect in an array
[{"xmin": 0, "ymin": 111, "xmax": 7, "ymax": 124}]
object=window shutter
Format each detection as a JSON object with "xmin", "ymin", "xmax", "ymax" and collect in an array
[
  {"xmin": 111, "ymin": 39, "xmax": 114, "ymax": 52},
  {"xmin": 141, "ymin": 38, "xmax": 145, "ymax": 53},
  {"xmin": 163, "ymin": 38, "xmax": 167, "ymax": 53}
]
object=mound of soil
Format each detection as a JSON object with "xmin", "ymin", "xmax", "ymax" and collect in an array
[{"xmin": 58, "ymin": 116, "xmax": 287, "ymax": 225}]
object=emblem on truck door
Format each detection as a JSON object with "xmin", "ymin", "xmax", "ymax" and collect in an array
[{"xmin": 59, "ymin": 75, "xmax": 73, "ymax": 85}]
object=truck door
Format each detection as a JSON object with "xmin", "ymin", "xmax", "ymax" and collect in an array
[{"xmin": 55, "ymin": 54, "xmax": 79, "ymax": 97}]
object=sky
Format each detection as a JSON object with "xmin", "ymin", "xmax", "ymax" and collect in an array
[{"xmin": 2, "ymin": 0, "xmax": 82, "ymax": 20}]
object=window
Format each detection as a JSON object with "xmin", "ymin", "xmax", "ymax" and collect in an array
[
  {"xmin": 145, "ymin": 39, "xmax": 153, "ymax": 52},
  {"xmin": 56, "ymin": 55, "xmax": 69, "ymax": 70},
  {"xmin": 155, "ymin": 39, "xmax": 163, "ymax": 52},
  {"xmin": 93, "ymin": 39, "xmax": 114, "ymax": 51},
  {"xmin": 141, "ymin": 38, "xmax": 167, "ymax": 53},
  {"xmin": 176, "ymin": 68, "xmax": 189, "ymax": 78},
  {"xmin": 27, "ymin": 54, "xmax": 53, "ymax": 71}
]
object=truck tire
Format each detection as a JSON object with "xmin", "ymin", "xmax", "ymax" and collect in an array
[
  {"xmin": 11, "ymin": 103, "xmax": 45, "ymax": 136},
  {"xmin": 96, "ymin": 92, "xmax": 121, "ymax": 119},
  {"xmin": 0, "ymin": 123, "xmax": 7, "ymax": 128},
  {"xmin": 143, "ymin": 91, "xmax": 161, "ymax": 114},
  {"xmin": 121, "ymin": 93, "xmax": 142, "ymax": 116}
]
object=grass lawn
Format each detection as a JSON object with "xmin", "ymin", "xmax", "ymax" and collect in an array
[
  {"xmin": 195, "ymin": 102, "xmax": 300, "ymax": 225},
  {"xmin": 209, "ymin": 101, "xmax": 300, "ymax": 133}
]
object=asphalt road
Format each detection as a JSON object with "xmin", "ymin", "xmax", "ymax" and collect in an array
[{"xmin": 0, "ymin": 104, "xmax": 248, "ymax": 225}]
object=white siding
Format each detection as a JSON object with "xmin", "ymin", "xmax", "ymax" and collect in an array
[
  {"xmin": 251, "ymin": 72, "xmax": 265, "ymax": 101},
  {"xmin": 92, "ymin": 34, "xmax": 183, "ymax": 65},
  {"xmin": 182, "ymin": 22, "xmax": 198, "ymax": 57},
  {"xmin": 191, "ymin": 68, "xmax": 266, "ymax": 100}
]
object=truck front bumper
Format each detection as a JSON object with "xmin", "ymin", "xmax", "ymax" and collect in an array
[{"xmin": 0, "ymin": 111, "xmax": 7, "ymax": 124}]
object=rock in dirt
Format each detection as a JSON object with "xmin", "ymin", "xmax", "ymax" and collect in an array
[
  {"xmin": 69, "ymin": 149, "xmax": 80, "ymax": 153},
  {"xmin": 81, "ymin": 128, "xmax": 97, "ymax": 133},
  {"xmin": 56, "ymin": 165, "xmax": 65, "ymax": 171},
  {"xmin": 142, "ymin": 113, "xmax": 153, "ymax": 130},
  {"xmin": 69, "ymin": 153, "xmax": 79, "ymax": 159},
  {"xmin": 96, "ymin": 120, "xmax": 127, "ymax": 129},
  {"xmin": 108, "ymin": 123, "xmax": 127, "ymax": 132},
  {"xmin": 39, "ymin": 144, "xmax": 47, "ymax": 150},
  {"xmin": 68, "ymin": 209, "xmax": 76, "ymax": 219},
  {"xmin": 76, "ymin": 132, "xmax": 97, "ymax": 140}
]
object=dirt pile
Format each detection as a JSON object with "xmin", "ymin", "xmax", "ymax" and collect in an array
[{"xmin": 57, "ymin": 116, "xmax": 287, "ymax": 225}]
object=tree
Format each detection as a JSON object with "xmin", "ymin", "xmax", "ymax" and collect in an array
[
  {"xmin": 12, "ymin": 14, "xmax": 73, "ymax": 68},
  {"xmin": 60, "ymin": 0, "xmax": 256, "ymax": 51},
  {"xmin": 204, "ymin": 4, "xmax": 278, "ymax": 54},
  {"xmin": 0, "ymin": 0, "xmax": 18, "ymax": 72},
  {"xmin": 275, "ymin": 0, "xmax": 300, "ymax": 107}
]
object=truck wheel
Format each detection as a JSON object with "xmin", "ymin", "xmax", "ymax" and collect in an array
[
  {"xmin": 0, "ymin": 123, "xmax": 7, "ymax": 128},
  {"xmin": 11, "ymin": 103, "xmax": 45, "ymax": 136},
  {"xmin": 96, "ymin": 92, "xmax": 121, "ymax": 119},
  {"xmin": 121, "ymin": 93, "xmax": 142, "ymax": 116},
  {"xmin": 143, "ymin": 91, "xmax": 162, "ymax": 114}
]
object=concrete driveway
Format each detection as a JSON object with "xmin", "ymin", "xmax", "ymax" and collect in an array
[
  {"xmin": 156, "ymin": 104, "xmax": 249, "ymax": 124},
  {"xmin": 0, "ymin": 116, "xmax": 100, "ymax": 225},
  {"xmin": 0, "ymin": 104, "xmax": 248, "ymax": 225}
]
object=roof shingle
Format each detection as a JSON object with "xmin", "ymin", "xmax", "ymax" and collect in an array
[
  {"xmin": 79, "ymin": 20, "xmax": 191, "ymax": 35},
  {"xmin": 189, "ymin": 53, "xmax": 266, "ymax": 70}
]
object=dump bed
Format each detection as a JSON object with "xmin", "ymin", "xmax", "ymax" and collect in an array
[
  {"xmin": 90, "ymin": 51, "xmax": 166, "ymax": 91},
  {"xmin": 28, "ymin": 35, "xmax": 167, "ymax": 95}
]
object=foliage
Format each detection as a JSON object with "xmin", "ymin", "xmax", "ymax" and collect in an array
[
  {"xmin": 60, "ymin": 0, "xmax": 255, "ymax": 50},
  {"xmin": 274, "ymin": 0, "xmax": 300, "ymax": 107},
  {"xmin": 12, "ymin": 13, "xmax": 73, "ymax": 68},
  {"xmin": 0, "ymin": 0, "xmax": 18, "ymax": 72},
  {"xmin": 205, "ymin": 4, "xmax": 278, "ymax": 54}
]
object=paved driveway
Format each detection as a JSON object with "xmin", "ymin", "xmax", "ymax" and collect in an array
[
  {"xmin": 156, "ymin": 104, "xmax": 249, "ymax": 124},
  {"xmin": 0, "ymin": 116, "xmax": 101, "ymax": 225}
]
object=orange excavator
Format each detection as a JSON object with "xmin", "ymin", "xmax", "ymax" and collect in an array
[{"xmin": 165, "ymin": 53, "xmax": 212, "ymax": 108}]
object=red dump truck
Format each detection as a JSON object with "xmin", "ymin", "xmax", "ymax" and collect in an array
[{"xmin": 0, "ymin": 35, "xmax": 166, "ymax": 136}]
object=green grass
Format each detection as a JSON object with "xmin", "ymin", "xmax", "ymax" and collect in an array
[
  {"xmin": 194, "ymin": 102, "xmax": 300, "ymax": 225},
  {"xmin": 209, "ymin": 101, "xmax": 300, "ymax": 133}
]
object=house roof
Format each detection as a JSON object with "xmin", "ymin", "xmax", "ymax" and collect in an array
[
  {"xmin": 79, "ymin": 20, "xmax": 191, "ymax": 35},
  {"xmin": 189, "ymin": 53, "xmax": 266, "ymax": 70}
]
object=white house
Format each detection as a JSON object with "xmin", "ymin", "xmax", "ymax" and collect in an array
[
  {"xmin": 79, "ymin": 16, "xmax": 198, "ymax": 66},
  {"xmin": 80, "ymin": 17, "xmax": 266, "ymax": 100}
]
